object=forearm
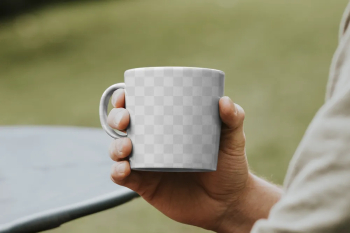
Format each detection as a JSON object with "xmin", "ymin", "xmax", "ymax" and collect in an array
[{"xmin": 217, "ymin": 173, "xmax": 283, "ymax": 233}]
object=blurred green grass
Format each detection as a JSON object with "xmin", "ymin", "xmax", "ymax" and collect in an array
[{"xmin": 0, "ymin": 0, "xmax": 347, "ymax": 232}]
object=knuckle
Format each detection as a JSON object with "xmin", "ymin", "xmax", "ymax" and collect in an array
[
  {"xmin": 219, "ymin": 145, "xmax": 246, "ymax": 157},
  {"xmin": 219, "ymin": 133, "xmax": 246, "ymax": 156}
]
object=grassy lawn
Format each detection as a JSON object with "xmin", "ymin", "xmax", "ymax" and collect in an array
[{"xmin": 0, "ymin": 0, "xmax": 348, "ymax": 232}]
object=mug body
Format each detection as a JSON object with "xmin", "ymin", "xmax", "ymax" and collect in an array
[{"xmin": 124, "ymin": 67, "xmax": 225, "ymax": 172}]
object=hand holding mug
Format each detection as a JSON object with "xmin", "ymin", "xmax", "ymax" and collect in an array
[{"xmin": 99, "ymin": 67, "xmax": 252, "ymax": 232}]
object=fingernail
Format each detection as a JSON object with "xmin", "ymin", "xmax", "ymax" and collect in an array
[
  {"xmin": 224, "ymin": 96, "xmax": 233, "ymax": 104},
  {"xmin": 114, "ymin": 109, "xmax": 124, "ymax": 126},
  {"xmin": 116, "ymin": 163, "xmax": 126, "ymax": 173}
]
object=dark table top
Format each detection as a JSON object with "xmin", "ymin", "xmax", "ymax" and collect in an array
[{"xmin": 0, "ymin": 126, "xmax": 138, "ymax": 233}]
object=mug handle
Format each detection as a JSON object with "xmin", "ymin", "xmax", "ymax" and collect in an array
[{"xmin": 99, "ymin": 83, "xmax": 128, "ymax": 139}]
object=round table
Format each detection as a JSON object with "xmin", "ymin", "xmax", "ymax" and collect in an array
[{"xmin": 0, "ymin": 126, "xmax": 138, "ymax": 233}]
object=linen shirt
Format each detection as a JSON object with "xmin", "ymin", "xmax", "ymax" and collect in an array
[{"xmin": 251, "ymin": 2, "xmax": 350, "ymax": 233}]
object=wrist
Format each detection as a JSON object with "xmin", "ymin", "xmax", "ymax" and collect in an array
[{"xmin": 216, "ymin": 173, "xmax": 283, "ymax": 233}]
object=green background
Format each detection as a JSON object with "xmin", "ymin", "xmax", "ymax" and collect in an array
[{"xmin": 0, "ymin": 0, "xmax": 348, "ymax": 232}]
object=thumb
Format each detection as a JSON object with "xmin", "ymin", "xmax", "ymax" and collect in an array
[{"xmin": 218, "ymin": 96, "xmax": 246, "ymax": 156}]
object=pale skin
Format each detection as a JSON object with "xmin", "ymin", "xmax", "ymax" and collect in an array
[{"xmin": 107, "ymin": 89, "xmax": 283, "ymax": 233}]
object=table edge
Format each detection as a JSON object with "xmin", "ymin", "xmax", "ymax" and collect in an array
[{"xmin": 0, "ymin": 189, "xmax": 139, "ymax": 233}]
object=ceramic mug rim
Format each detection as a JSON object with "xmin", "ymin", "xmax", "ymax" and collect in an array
[{"xmin": 124, "ymin": 66, "xmax": 225, "ymax": 77}]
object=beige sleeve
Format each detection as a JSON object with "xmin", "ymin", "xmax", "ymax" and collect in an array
[
  {"xmin": 251, "ymin": 3, "xmax": 350, "ymax": 233},
  {"xmin": 251, "ymin": 75, "xmax": 350, "ymax": 233}
]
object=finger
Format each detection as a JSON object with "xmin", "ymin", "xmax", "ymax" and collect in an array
[
  {"xmin": 111, "ymin": 89, "xmax": 125, "ymax": 108},
  {"xmin": 107, "ymin": 108, "xmax": 130, "ymax": 130},
  {"xmin": 110, "ymin": 162, "xmax": 163, "ymax": 200},
  {"xmin": 219, "ymin": 96, "xmax": 245, "ymax": 130},
  {"xmin": 110, "ymin": 161, "xmax": 144, "ymax": 193},
  {"xmin": 219, "ymin": 96, "xmax": 246, "ymax": 156},
  {"xmin": 109, "ymin": 138, "xmax": 133, "ymax": 161},
  {"xmin": 110, "ymin": 161, "xmax": 132, "ymax": 183}
]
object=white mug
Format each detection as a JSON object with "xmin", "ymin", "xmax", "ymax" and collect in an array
[{"xmin": 100, "ymin": 67, "xmax": 225, "ymax": 172}]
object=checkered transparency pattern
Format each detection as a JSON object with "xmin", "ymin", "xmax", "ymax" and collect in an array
[{"xmin": 124, "ymin": 67, "xmax": 225, "ymax": 171}]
